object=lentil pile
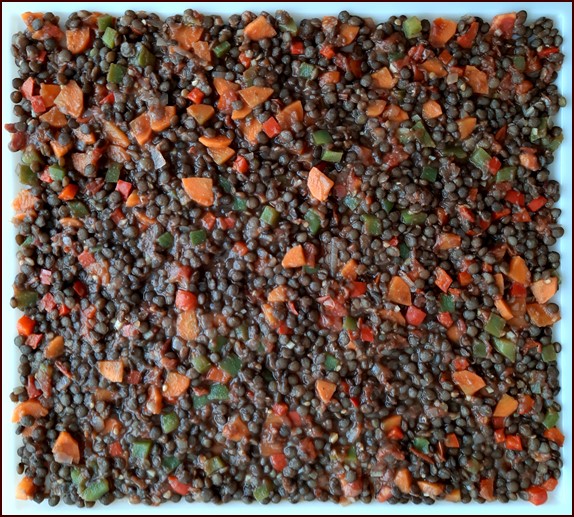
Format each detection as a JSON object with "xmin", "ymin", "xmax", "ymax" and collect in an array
[{"xmin": 7, "ymin": 8, "xmax": 565, "ymax": 507}]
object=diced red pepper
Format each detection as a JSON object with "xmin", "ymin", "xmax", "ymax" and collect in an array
[
  {"xmin": 187, "ymin": 87, "xmax": 205, "ymax": 104},
  {"xmin": 544, "ymin": 427, "xmax": 564, "ymax": 447},
  {"xmin": 115, "ymin": 180, "xmax": 133, "ymax": 200},
  {"xmin": 487, "ymin": 157, "xmax": 501, "ymax": 174},
  {"xmin": 78, "ymin": 250, "xmax": 96, "ymax": 268},
  {"xmin": 510, "ymin": 282, "xmax": 527, "ymax": 298},
  {"xmin": 405, "ymin": 305, "xmax": 426, "ymax": 326},
  {"xmin": 110, "ymin": 207, "xmax": 125, "ymax": 225},
  {"xmin": 518, "ymin": 394, "xmax": 535, "ymax": 415},
  {"xmin": 505, "ymin": 435, "xmax": 522, "ymax": 451},
  {"xmin": 21, "ymin": 77, "xmax": 36, "ymax": 100},
  {"xmin": 168, "ymin": 476, "xmax": 191, "ymax": 496},
  {"xmin": 527, "ymin": 486, "xmax": 548, "ymax": 506},
  {"xmin": 262, "ymin": 116, "xmax": 281, "ymax": 138},
  {"xmin": 238, "ymin": 52, "xmax": 251, "ymax": 68},
  {"xmin": 320, "ymin": 45, "xmax": 335, "ymax": 59},
  {"xmin": 350, "ymin": 281, "xmax": 367, "ymax": 298},
  {"xmin": 437, "ymin": 312, "xmax": 453, "ymax": 328},
  {"xmin": 59, "ymin": 304, "xmax": 71, "ymax": 316},
  {"xmin": 458, "ymin": 271, "xmax": 473, "ymax": 286},
  {"xmin": 527, "ymin": 196, "xmax": 547, "ymax": 212},
  {"xmin": 277, "ymin": 321, "xmax": 292, "ymax": 335},
  {"xmin": 40, "ymin": 292, "xmax": 56, "ymax": 312},
  {"xmin": 26, "ymin": 334, "xmax": 43, "ymax": 349},
  {"xmin": 175, "ymin": 290, "xmax": 198, "ymax": 311},
  {"xmin": 73, "ymin": 280, "xmax": 87, "ymax": 297},
  {"xmin": 542, "ymin": 478, "xmax": 558, "ymax": 492},
  {"xmin": 505, "ymin": 190, "xmax": 525, "ymax": 206},
  {"xmin": 457, "ymin": 205, "xmax": 475, "ymax": 223},
  {"xmin": 232, "ymin": 241, "xmax": 249, "ymax": 256},
  {"xmin": 39, "ymin": 170, "xmax": 53, "ymax": 183},
  {"xmin": 494, "ymin": 428, "xmax": 506, "ymax": 444},
  {"xmin": 17, "ymin": 315, "xmax": 36, "ymax": 337},
  {"xmin": 493, "ymin": 208, "xmax": 511, "ymax": 220},
  {"xmin": 387, "ymin": 427, "xmax": 404, "ymax": 440},
  {"xmin": 272, "ymin": 403, "xmax": 288, "ymax": 416},
  {"xmin": 58, "ymin": 184, "xmax": 79, "ymax": 201},
  {"xmin": 445, "ymin": 433, "xmax": 460, "ymax": 448},
  {"xmin": 457, "ymin": 21, "xmax": 479, "ymax": 49},
  {"xmin": 30, "ymin": 96, "xmax": 47, "ymax": 114},
  {"xmin": 233, "ymin": 155, "xmax": 249, "ymax": 174},
  {"xmin": 109, "ymin": 441, "xmax": 124, "ymax": 457},
  {"xmin": 218, "ymin": 216, "xmax": 236, "ymax": 230},
  {"xmin": 538, "ymin": 47, "xmax": 559, "ymax": 58},
  {"xmin": 360, "ymin": 325, "xmax": 374, "ymax": 343},
  {"xmin": 100, "ymin": 91, "xmax": 115, "ymax": 105},
  {"xmin": 512, "ymin": 209, "xmax": 531, "ymax": 223},
  {"xmin": 435, "ymin": 267, "xmax": 453, "ymax": 292},
  {"xmin": 288, "ymin": 410, "xmax": 302, "ymax": 427},
  {"xmin": 290, "ymin": 40, "xmax": 304, "ymax": 55},
  {"xmin": 126, "ymin": 370, "xmax": 142, "ymax": 384},
  {"xmin": 452, "ymin": 356, "xmax": 469, "ymax": 371},
  {"xmin": 270, "ymin": 453, "xmax": 288, "ymax": 472}
]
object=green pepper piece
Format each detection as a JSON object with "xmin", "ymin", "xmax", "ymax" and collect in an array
[
  {"xmin": 213, "ymin": 41, "xmax": 231, "ymax": 58},
  {"xmin": 542, "ymin": 344, "xmax": 557, "ymax": 362},
  {"xmin": 71, "ymin": 467, "xmax": 87, "ymax": 489},
  {"xmin": 81, "ymin": 479, "xmax": 110, "ymax": 502},
  {"xmin": 382, "ymin": 199, "xmax": 394, "ymax": 213},
  {"xmin": 21, "ymin": 236, "xmax": 34, "ymax": 247},
  {"xmin": 303, "ymin": 265, "xmax": 318, "ymax": 274},
  {"xmin": 399, "ymin": 243, "xmax": 410, "ymax": 259},
  {"xmin": 68, "ymin": 201, "xmax": 89, "ymax": 218},
  {"xmin": 470, "ymin": 148, "xmax": 492, "ymax": 172},
  {"xmin": 21, "ymin": 147, "xmax": 42, "ymax": 165},
  {"xmin": 493, "ymin": 337, "xmax": 516, "ymax": 362},
  {"xmin": 513, "ymin": 56, "xmax": 526, "ymax": 71},
  {"xmin": 321, "ymin": 149, "xmax": 343, "ymax": 163},
  {"xmin": 162, "ymin": 456, "xmax": 180, "ymax": 473},
  {"xmin": 15, "ymin": 290, "xmax": 38, "ymax": 309},
  {"xmin": 253, "ymin": 482, "xmax": 271, "ymax": 502},
  {"xmin": 413, "ymin": 437, "xmax": 430, "ymax": 453},
  {"xmin": 400, "ymin": 210, "xmax": 427, "ymax": 225},
  {"xmin": 343, "ymin": 195, "xmax": 360, "ymax": 211},
  {"xmin": 464, "ymin": 458, "xmax": 481, "ymax": 474},
  {"xmin": 496, "ymin": 166, "xmax": 516, "ymax": 183},
  {"xmin": 107, "ymin": 63, "xmax": 126, "ymax": 84},
  {"xmin": 346, "ymin": 445, "xmax": 357, "ymax": 463},
  {"xmin": 547, "ymin": 134, "xmax": 563, "ymax": 152},
  {"xmin": 204, "ymin": 456, "xmax": 226, "ymax": 475},
  {"xmin": 97, "ymin": 14, "xmax": 114, "ymax": 32},
  {"xmin": 218, "ymin": 175, "xmax": 233, "ymax": 194},
  {"xmin": 135, "ymin": 45, "xmax": 156, "ymax": 67},
  {"xmin": 233, "ymin": 197, "xmax": 248, "ymax": 212},
  {"xmin": 208, "ymin": 384, "xmax": 230, "ymax": 401},
  {"xmin": 304, "ymin": 209, "xmax": 322, "ymax": 235},
  {"xmin": 397, "ymin": 127, "xmax": 413, "ymax": 144},
  {"xmin": 131, "ymin": 439, "xmax": 152, "ymax": 460},
  {"xmin": 403, "ymin": 16, "xmax": 422, "ymax": 39},
  {"xmin": 299, "ymin": 62, "xmax": 315, "ymax": 79},
  {"xmin": 485, "ymin": 313, "xmax": 505, "ymax": 338},
  {"xmin": 543, "ymin": 410, "xmax": 559, "ymax": 429},
  {"xmin": 17, "ymin": 164, "xmax": 38, "ymax": 186},
  {"xmin": 412, "ymin": 121, "xmax": 435, "ymax": 148},
  {"xmin": 442, "ymin": 146, "xmax": 468, "ymax": 159},
  {"xmin": 439, "ymin": 294, "xmax": 455, "ymax": 313},
  {"xmin": 220, "ymin": 354, "xmax": 242, "ymax": 377},
  {"xmin": 312, "ymin": 129, "xmax": 333, "ymax": 145},
  {"xmin": 278, "ymin": 15, "xmax": 298, "ymax": 34},
  {"xmin": 157, "ymin": 232, "xmax": 174, "ymax": 249},
  {"xmin": 343, "ymin": 316, "xmax": 357, "ymax": 331},
  {"xmin": 105, "ymin": 163, "xmax": 121, "ymax": 183},
  {"xmin": 362, "ymin": 214, "xmax": 382, "ymax": 236},
  {"xmin": 421, "ymin": 166, "xmax": 438, "ymax": 182},
  {"xmin": 260, "ymin": 206, "xmax": 279, "ymax": 226},
  {"xmin": 160, "ymin": 412, "xmax": 180, "ymax": 434},
  {"xmin": 388, "ymin": 51, "xmax": 404, "ymax": 63},
  {"xmin": 48, "ymin": 165, "xmax": 65, "ymax": 181},
  {"xmin": 192, "ymin": 355, "xmax": 212, "ymax": 374},
  {"xmin": 190, "ymin": 229, "xmax": 207, "ymax": 246},
  {"xmin": 211, "ymin": 336, "xmax": 228, "ymax": 353},
  {"xmin": 530, "ymin": 117, "xmax": 547, "ymax": 142},
  {"xmin": 473, "ymin": 341, "xmax": 488, "ymax": 358},
  {"xmin": 234, "ymin": 323, "xmax": 249, "ymax": 340},
  {"xmin": 324, "ymin": 354, "xmax": 339, "ymax": 371},
  {"xmin": 102, "ymin": 27, "xmax": 117, "ymax": 49},
  {"xmin": 193, "ymin": 394, "xmax": 210, "ymax": 409}
]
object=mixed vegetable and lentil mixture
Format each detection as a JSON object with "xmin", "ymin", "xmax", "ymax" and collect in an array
[{"xmin": 7, "ymin": 8, "xmax": 565, "ymax": 507}]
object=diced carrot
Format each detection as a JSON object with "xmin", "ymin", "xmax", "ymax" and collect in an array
[
  {"xmin": 199, "ymin": 134, "xmax": 233, "ymax": 149},
  {"xmin": 146, "ymin": 385, "xmax": 163, "ymax": 415},
  {"xmin": 21, "ymin": 12, "xmax": 43, "ymax": 31},
  {"xmin": 406, "ymin": 306, "xmax": 426, "ymax": 326},
  {"xmin": 337, "ymin": 23, "xmax": 359, "ymax": 46},
  {"xmin": 97, "ymin": 360, "xmax": 124, "ymax": 382},
  {"xmin": 58, "ymin": 184, "xmax": 78, "ymax": 201},
  {"xmin": 241, "ymin": 117, "xmax": 262, "ymax": 145},
  {"xmin": 316, "ymin": 379, "xmax": 336, "ymax": 403},
  {"xmin": 526, "ymin": 303, "xmax": 560, "ymax": 327},
  {"xmin": 223, "ymin": 415, "xmax": 249, "ymax": 441},
  {"xmin": 208, "ymin": 146, "xmax": 235, "ymax": 165},
  {"xmin": 101, "ymin": 120, "xmax": 130, "ymax": 148},
  {"xmin": 169, "ymin": 23, "xmax": 203, "ymax": 50},
  {"xmin": 434, "ymin": 267, "xmax": 453, "ymax": 292},
  {"xmin": 445, "ymin": 433, "xmax": 460, "ymax": 448},
  {"xmin": 394, "ymin": 468, "xmax": 412, "ymax": 494},
  {"xmin": 244, "ymin": 15, "xmax": 277, "ymax": 41},
  {"xmin": 319, "ymin": 70, "xmax": 341, "ymax": 86},
  {"xmin": 445, "ymin": 489, "xmax": 461, "ymax": 502},
  {"xmin": 479, "ymin": 478, "xmax": 495, "ymax": 501},
  {"xmin": 187, "ymin": 104, "xmax": 215, "ymax": 126},
  {"xmin": 74, "ymin": 127, "xmax": 96, "ymax": 145},
  {"xmin": 107, "ymin": 144, "xmax": 131, "ymax": 163},
  {"xmin": 489, "ymin": 13, "xmax": 516, "ymax": 39},
  {"xmin": 16, "ymin": 476, "xmax": 36, "ymax": 500},
  {"xmin": 205, "ymin": 366, "xmax": 232, "ymax": 384},
  {"xmin": 371, "ymin": 67, "xmax": 397, "ymax": 89},
  {"xmin": 438, "ymin": 49, "xmax": 453, "ymax": 65},
  {"xmin": 54, "ymin": 80, "xmax": 84, "ymax": 118},
  {"xmin": 50, "ymin": 140, "xmax": 73, "ymax": 158},
  {"xmin": 125, "ymin": 191, "xmax": 141, "ymax": 208},
  {"xmin": 59, "ymin": 217, "xmax": 83, "ymax": 228},
  {"xmin": 268, "ymin": 286, "xmax": 289, "ymax": 303},
  {"xmin": 39, "ymin": 83, "xmax": 61, "ymax": 108},
  {"xmin": 182, "ymin": 177, "xmax": 214, "ymax": 207},
  {"xmin": 519, "ymin": 153, "xmax": 540, "ymax": 171},
  {"xmin": 493, "ymin": 394, "xmax": 518, "ymax": 417},
  {"xmin": 417, "ymin": 481, "xmax": 445, "ymax": 498},
  {"xmin": 381, "ymin": 414, "xmax": 402, "ymax": 432},
  {"xmin": 149, "ymin": 105, "xmax": 176, "ymax": 132},
  {"xmin": 45, "ymin": 335, "xmax": 65, "ymax": 359},
  {"xmin": 383, "ymin": 104, "xmax": 409, "ymax": 122},
  {"xmin": 518, "ymin": 394, "xmax": 535, "ymax": 415},
  {"xmin": 527, "ymin": 486, "xmax": 548, "ymax": 506},
  {"xmin": 341, "ymin": 259, "xmax": 359, "ymax": 280},
  {"xmin": 531, "ymin": 277, "xmax": 558, "ymax": 304},
  {"xmin": 239, "ymin": 86, "xmax": 274, "ymax": 108},
  {"xmin": 505, "ymin": 434, "xmax": 522, "ymax": 451},
  {"xmin": 231, "ymin": 104, "xmax": 252, "ymax": 120},
  {"xmin": 163, "ymin": 371, "xmax": 191, "ymax": 400},
  {"xmin": 507, "ymin": 256, "xmax": 531, "ymax": 286},
  {"xmin": 366, "ymin": 99, "xmax": 387, "ymax": 117},
  {"xmin": 388, "ymin": 276, "xmax": 412, "ymax": 306},
  {"xmin": 52, "ymin": 431, "xmax": 80, "ymax": 464},
  {"xmin": 422, "ymin": 100, "xmax": 443, "ymax": 119},
  {"xmin": 307, "ymin": 167, "xmax": 334, "ymax": 202},
  {"xmin": 452, "ymin": 370, "xmax": 486, "ymax": 396},
  {"xmin": 192, "ymin": 41, "xmax": 211, "ymax": 63},
  {"xmin": 457, "ymin": 21, "xmax": 479, "ymax": 48},
  {"xmin": 495, "ymin": 299, "xmax": 514, "ymax": 320},
  {"xmin": 176, "ymin": 310, "xmax": 199, "ymax": 340},
  {"xmin": 129, "ymin": 113, "xmax": 152, "ymax": 146},
  {"xmin": 457, "ymin": 117, "xmax": 477, "ymax": 139},
  {"xmin": 175, "ymin": 290, "xmax": 198, "ymax": 311},
  {"xmin": 429, "ymin": 18, "xmax": 457, "ymax": 47},
  {"xmin": 214, "ymin": 78, "xmax": 240, "ymax": 97},
  {"xmin": 282, "ymin": 245, "xmax": 307, "ymax": 269},
  {"xmin": 17, "ymin": 315, "xmax": 36, "ymax": 337},
  {"xmin": 276, "ymin": 100, "xmax": 304, "ymax": 129},
  {"xmin": 435, "ymin": 232, "xmax": 461, "ymax": 251},
  {"xmin": 464, "ymin": 66, "xmax": 489, "ymax": 95},
  {"xmin": 12, "ymin": 399, "xmax": 48, "ymax": 423},
  {"xmin": 66, "ymin": 27, "xmax": 91, "ymax": 54}
]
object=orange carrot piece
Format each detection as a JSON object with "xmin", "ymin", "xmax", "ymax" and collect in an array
[
  {"xmin": 371, "ymin": 67, "xmax": 397, "ymax": 89},
  {"xmin": 316, "ymin": 379, "xmax": 336, "ymax": 403},
  {"xmin": 39, "ymin": 83, "xmax": 61, "ymax": 108},
  {"xmin": 388, "ymin": 276, "xmax": 412, "ymax": 306},
  {"xmin": 101, "ymin": 120, "xmax": 130, "ymax": 148},
  {"xmin": 394, "ymin": 468, "xmax": 412, "ymax": 494},
  {"xmin": 238, "ymin": 86, "xmax": 274, "ymax": 108},
  {"xmin": 66, "ymin": 27, "xmax": 91, "ymax": 54},
  {"xmin": 276, "ymin": 101, "xmax": 304, "ymax": 129},
  {"xmin": 282, "ymin": 245, "xmax": 307, "ymax": 268},
  {"xmin": 384, "ymin": 104, "xmax": 409, "ymax": 122},
  {"xmin": 319, "ymin": 70, "xmax": 341, "ymax": 86},
  {"xmin": 177, "ymin": 310, "xmax": 199, "ymax": 340},
  {"xmin": 97, "ymin": 360, "xmax": 124, "ymax": 382},
  {"xmin": 198, "ymin": 135, "xmax": 233, "ymax": 149},
  {"xmin": 242, "ymin": 117, "xmax": 262, "ymax": 145},
  {"xmin": 339, "ymin": 24, "xmax": 360, "ymax": 46},
  {"xmin": 457, "ymin": 117, "xmax": 477, "ymax": 139},
  {"xmin": 182, "ymin": 177, "xmax": 214, "ymax": 207},
  {"xmin": 207, "ymin": 146, "xmax": 235, "ymax": 165},
  {"xmin": 74, "ymin": 127, "xmax": 96, "ymax": 145},
  {"xmin": 59, "ymin": 217, "xmax": 83, "ymax": 227},
  {"xmin": 12, "ymin": 399, "xmax": 48, "ymax": 423},
  {"xmin": 452, "ymin": 370, "xmax": 486, "ymax": 396},
  {"xmin": 223, "ymin": 415, "xmax": 249, "ymax": 441},
  {"xmin": 495, "ymin": 299, "xmax": 514, "ymax": 320},
  {"xmin": 544, "ymin": 427, "xmax": 564, "ymax": 447},
  {"xmin": 16, "ymin": 476, "xmax": 36, "ymax": 500},
  {"xmin": 531, "ymin": 277, "xmax": 558, "ymax": 304},
  {"xmin": 507, "ymin": 256, "xmax": 531, "ymax": 286},
  {"xmin": 341, "ymin": 259, "xmax": 359, "ymax": 280},
  {"xmin": 205, "ymin": 366, "xmax": 232, "ymax": 384},
  {"xmin": 107, "ymin": 144, "xmax": 131, "ymax": 163},
  {"xmin": 39, "ymin": 107, "xmax": 67, "ymax": 128},
  {"xmin": 417, "ymin": 481, "xmax": 445, "ymax": 498},
  {"xmin": 366, "ymin": 100, "xmax": 387, "ymax": 117},
  {"xmin": 380, "ymin": 308, "xmax": 406, "ymax": 326},
  {"xmin": 192, "ymin": 41, "xmax": 212, "ymax": 63},
  {"xmin": 163, "ymin": 371, "xmax": 191, "ymax": 399},
  {"xmin": 493, "ymin": 394, "xmax": 519, "ymax": 417},
  {"xmin": 54, "ymin": 80, "xmax": 84, "ymax": 118},
  {"xmin": 422, "ymin": 100, "xmax": 443, "ymax": 119},
  {"xmin": 421, "ymin": 58, "xmax": 447, "ymax": 78},
  {"xmin": 429, "ymin": 18, "xmax": 457, "ymax": 47},
  {"xmin": 268, "ymin": 286, "xmax": 289, "ymax": 303},
  {"xmin": 526, "ymin": 303, "xmax": 561, "ymax": 327},
  {"xmin": 149, "ymin": 105, "xmax": 176, "ymax": 132},
  {"xmin": 307, "ymin": 167, "xmax": 334, "ymax": 202},
  {"xmin": 169, "ymin": 24, "xmax": 203, "ymax": 50},
  {"xmin": 130, "ymin": 113, "xmax": 152, "ymax": 146},
  {"xmin": 213, "ymin": 77, "xmax": 240, "ymax": 95},
  {"xmin": 146, "ymin": 385, "xmax": 163, "ymax": 415},
  {"xmin": 187, "ymin": 104, "xmax": 215, "ymax": 125},
  {"xmin": 464, "ymin": 66, "xmax": 489, "ymax": 94},
  {"xmin": 381, "ymin": 415, "xmax": 402, "ymax": 432},
  {"xmin": 44, "ymin": 335, "xmax": 65, "ymax": 359},
  {"xmin": 125, "ymin": 191, "xmax": 141, "ymax": 208},
  {"xmin": 51, "ymin": 140, "xmax": 73, "ymax": 158},
  {"xmin": 231, "ymin": 104, "xmax": 252, "ymax": 120},
  {"xmin": 244, "ymin": 15, "xmax": 277, "ymax": 41},
  {"xmin": 445, "ymin": 489, "xmax": 461, "ymax": 502},
  {"xmin": 52, "ymin": 431, "xmax": 80, "ymax": 464}
]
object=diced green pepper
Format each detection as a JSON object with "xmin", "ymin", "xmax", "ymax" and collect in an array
[
  {"xmin": 493, "ymin": 337, "xmax": 516, "ymax": 362},
  {"xmin": 303, "ymin": 265, "xmax": 318, "ymax": 274},
  {"xmin": 397, "ymin": 127, "xmax": 413, "ymax": 144},
  {"xmin": 403, "ymin": 16, "xmax": 422, "ymax": 39},
  {"xmin": 48, "ymin": 165, "xmax": 65, "ymax": 181},
  {"xmin": 399, "ymin": 243, "xmax": 410, "ymax": 259},
  {"xmin": 400, "ymin": 210, "xmax": 427, "ymax": 225},
  {"xmin": 324, "ymin": 354, "xmax": 339, "ymax": 371},
  {"xmin": 343, "ymin": 316, "xmax": 357, "ymax": 331},
  {"xmin": 218, "ymin": 175, "xmax": 233, "ymax": 194},
  {"xmin": 192, "ymin": 355, "xmax": 212, "ymax": 374},
  {"xmin": 388, "ymin": 51, "xmax": 404, "ymax": 63},
  {"xmin": 135, "ymin": 45, "xmax": 156, "ymax": 67},
  {"xmin": 70, "ymin": 467, "xmax": 87, "ymax": 489},
  {"xmin": 362, "ymin": 214, "xmax": 382, "ymax": 236},
  {"xmin": 157, "ymin": 232, "xmax": 174, "ymax": 249},
  {"xmin": 162, "ymin": 456, "xmax": 180, "ymax": 473},
  {"xmin": 107, "ymin": 63, "xmax": 126, "ymax": 84},
  {"xmin": 421, "ymin": 166, "xmax": 438, "ymax": 183},
  {"xmin": 542, "ymin": 344, "xmax": 557, "ymax": 362},
  {"xmin": 204, "ymin": 456, "xmax": 226, "ymax": 475},
  {"xmin": 343, "ymin": 195, "xmax": 360, "ymax": 211},
  {"xmin": 412, "ymin": 121, "xmax": 435, "ymax": 148},
  {"xmin": 160, "ymin": 412, "xmax": 180, "ymax": 434},
  {"xmin": 262, "ymin": 368, "xmax": 274, "ymax": 382},
  {"xmin": 97, "ymin": 14, "xmax": 114, "ymax": 32},
  {"xmin": 211, "ymin": 335, "xmax": 228, "ymax": 353},
  {"xmin": 21, "ymin": 148, "xmax": 42, "ymax": 165},
  {"xmin": 213, "ymin": 41, "xmax": 231, "ymax": 58},
  {"xmin": 208, "ymin": 383, "xmax": 229, "ymax": 401},
  {"xmin": 513, "ymin": 56, "xmax": 526, "ymax": 71},
  {"xmin": 382, "ymin": 199, "xmax": 394, "ymax": 213},
  {"xmin": 233, "ymin": 197, "xmax": 247, "ymax": 212},
  {"xmin": 346, "ymin": 445, "xmax": 357, "ymax": 463},
  {"xmin": 234, "ymin": 323, "xmax": 248, "ymax": 341},
  {"xmin": 131, "ymin": 439, "xmax": 152, "ymax": 460},
  {"xmin": 190, "ymin": 229, "xmax": 207, "ymax": 246},
  {"xmin": 473, "ymin": 341, "xmax": 488, "ymax": 358},
  {"xmin": 193, "ymin": 394, "xmax": 210, "ymax": 409},
  {"xmin": 547, "ymin": 133, "xmax": 563, "ymax": 152},
  {"xmin": 413, "ymin": 437, "xmax": 430, "ymax": 453},
  {"xmin": 496, "ymin": 166, "xmax": 516, "ymax": 183},
  {"xmin": 260, "ymin": 206, "xmax": 280, "ymax": 226},
  {"xmin": 21, "ymin": 236, "xmax": 34, "ymax": 247},
  {"xmin": 464, "ymin": 457, "xmax": 481, "ymax": 474},
  {"xmin": 299, "ymin": 62, "xmax": 315, "ymax": 79},
  {"xmin": 279, "ymin": 15, "xmax": 298, "ymax": 34},
  {"xmin": 15, "ymin": 290, "xmax": 38, "ymax": 309},
  {"xmin": 81, "ymin": 478, "xmax": 110, "ymax": 502},
  {"xmin": 17, "ymin": 164, "xmax": 38, "ymax": 186},
  {"xmin": 439, "ymin": 294, "xmax": 455, "ymax": 313},
  {"xmin": 220, "ymin": 354, "xmax": 241, "ymax": 377},
  {"xmin": 312, "ymin": 129, "xmax": 333, "ymax": 145},
  {"xmin": 321, "ymin": 149, "xmax": 343, "ymax": 163},
  {"xmin": 102, "ymin": 27, "xmax": 117, "ymax": 49},
  {"xmin": 304, "ymin": 209, "xmax": 322, "ymax": 235},
  {"xmin": 485, "ymin": 313, "xmax": 505, "ymax": 338},
  {"xmin": 470, "ymin": 148, "xmax": 492, "ymax": 172},
  {"xmin": 543, "ymin": 410, "xmax": 559, "ymax": 429},
  {"xmin": 530, "ymin": 117, "xmax": 547, "ymax": 142},
  {"xmin": 68, "ymin": 201, "xmax": 89, "ymax": 218},
  {"xmin": 253, "ymin": 482, "xmax": 270, "ymax": 502},
  {"xmin": 105, "ymin": 163, "xmax": 121, "ymax": 183}
]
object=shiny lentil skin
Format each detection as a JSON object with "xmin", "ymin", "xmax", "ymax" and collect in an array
[{"xmin": 8, "ymin": 9, "xmax": 565, "ymax": 506}]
